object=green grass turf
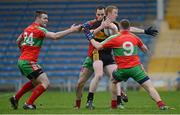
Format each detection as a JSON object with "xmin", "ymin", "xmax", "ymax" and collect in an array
[{"xmin": 0, "ymin": 91, "xmax": 179, "ymax": 114}]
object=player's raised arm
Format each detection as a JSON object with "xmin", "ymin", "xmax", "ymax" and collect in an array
[
  {"xmin": 46, "ymin": 24, "xmax": 81, "ymax": 40},
  {"xmin": 94, "ymin": 18, "xmax": 119, "ymax": 35},
  {"xmin": 130, "ymin": 26, "xmax": 158, "ymax": 37},
  {"xmin": 81, "ymin": 21, "xmax": 105, "ymax": 36},
  {"xmin": 130, "ymin": 27, "xmax": 144, "ymax": 34},
  {"xmin": 93, "ymin": 18, "xmax": 112, "ymax": 35},
  {"xmin": 82, "ymin": 19, "xmax": 118, "ymax": 40}
]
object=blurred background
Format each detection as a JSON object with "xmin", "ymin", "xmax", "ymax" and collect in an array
[{"xmin": 0, "ymin": 0, "xmax": 179, "ymax": 92}]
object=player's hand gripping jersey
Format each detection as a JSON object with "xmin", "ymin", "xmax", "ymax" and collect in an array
[
  {"xmin": 86, "ymin": 20, "xmax": 119, "ymax": 62},
  {"xmin": 19, "ymin": 23, "xmax": 48, "ymax": 62}
]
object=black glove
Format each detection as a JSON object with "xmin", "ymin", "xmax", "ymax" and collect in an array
[{"xmin": 145, "ymin": 26, "xmax": 158, "ymax": 37}]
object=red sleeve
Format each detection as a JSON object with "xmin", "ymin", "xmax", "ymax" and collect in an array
[
  {"xmin": 40, "ymin": 31, "xmax": 46, "ymax": 38},
  {"xmin": 36, "ymin": 30, "xmax": 46, "ymax": 39},
  {"xmin": 136, "ymin": 37, "xmax": 144, "ymax": 48}
]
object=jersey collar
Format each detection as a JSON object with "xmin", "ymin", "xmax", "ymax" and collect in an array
[
  {"xmin": 32, "ymin": 22, "xmax": 41, "ymax": 27},
  {"xmin": 120, "ymin": 30, "xmax": 130, "ymax": 34}
]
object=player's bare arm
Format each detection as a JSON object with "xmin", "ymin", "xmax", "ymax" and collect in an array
[
  {"xmin": 46, "ymin": 24, "xmax": 81, "ymax": 40},
  {"xmin": 130, "ymin": 26, "xmax": 158, "ymax": 36},
  {"xmin": 90, "ymin": 39, "xmax": 103, "ymax": 50},
  {"xmin": 91, "ymin": 18, "xmax": 110, "ymax": 35},
  {"xmin": 93, "ymin": 19, "xmax": 118, "ymax": 35},
  {"xmin": 130, "ymin": 27, "xmax": 144, "ymax": 34},
  {"xmin": 87, "ymin": 19, "xmax": 97, "ymax": 25},
  {"xmin": 140, "ymin": 44, "xmax": 149, "ymax": 54},
  {"xmin": 91, "ymin": 24, "xmax": 105, "ymax": 35}
]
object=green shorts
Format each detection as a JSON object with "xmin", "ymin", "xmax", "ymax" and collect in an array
[
  {"xmin": 113, "ymin": 65, "xmax": 149, "ymax": 84},
  {"xmin": 82, "ymin": 57, "xmax": 93, "ymax": 71},
  {"xmin": 18, "ymin": 60, "xmax": 43, "ymax": 79}
]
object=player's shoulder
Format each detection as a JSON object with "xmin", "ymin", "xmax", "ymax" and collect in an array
[
  {"xmin": 128, "ymin": 33, "xmax": 142, "ymax": 43},
  {"xmin": 90, "ymin": 19, "xmax": 102, "ymax": 29},
  {"xmin": 23, "ymin": 24, "xmax": 33, "ymax": 33},
  {"xmin": 109, "ymin": 23, "xmax": 119, "ymax": 31},
  {"xmin": 36, "ymin": 26, "xmax": 48, "ymax": 32},
  {"xmin": 129, "ymin": 32, "xmax": 139, "ymax": 38},
  {"xmin": 88, "ymin": 19, "xmax": 97, "ymax": 24},
  {"xmin": 113, "ymin": 21, "xmax": 120, "ymax": 30},
  {"xmin": 24, "ymin": 24, "xmax": 48, "ymax": 35},
  {"xmin": 24, "ymin": 23, "xmax": 37, "ymax": 31}
]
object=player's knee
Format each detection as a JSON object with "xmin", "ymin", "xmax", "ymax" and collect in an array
[
  {"xmin": 46, "ymin": 78, "xmax": 50, "ymax": 87},
  {"xmin": 95, "ymin": 75, "xmax": 103, "ymax": 82},
  {"xmin": 77, "ymin": 80, "xmax": 85, "ymax": 89},
  {"xmin": 142, "ymin": 84, "xmax": 155, "ymax": 93},
  {"xmin": 41, "ymin": 78, "xmax": 49, "ymax": 89},
  {"xmin": 77, "ymin": 76, "xmax": 87, "ymax": 87},
  {"xmin": 38, "ymin": 73, "xmax": 50, "ymax": 89},
  {"xmin": 95, "ymin": 72, "xmax": 103, "ymax": 79},
  {"xmin": 147, "ymin": 85, "xmax": 156, "ymax": 92}
]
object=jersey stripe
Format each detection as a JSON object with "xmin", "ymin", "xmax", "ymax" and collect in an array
[
  {"xmin": 37, "ymin": 26, "xmax": 48, "ymax": 33},
  {"xmin": 101, "ymin": 33, "xmax": 119, "ymax": 45},
  {"xmin": 113, "ymin": 46, "xmax": 138, "ymax": 56},
  {"xmin": 21, "ymin": 37, "xmax": 43, "ymax": 47}
]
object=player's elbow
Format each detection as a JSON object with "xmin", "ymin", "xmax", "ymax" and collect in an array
[
  {"xmin": 141, "ymin": 47, "xmax": 148, "ymax": 54},
  {"xmin": 51, "ymin": 35, "xmax": 59, "ymax": 40},
  {"xmin": 47, "ymin": 32, "xmax": 59, "ymax": 40},
  {"xmin": 96, "ymin": 45, "xmax": 103, "ymax": 50},
  {"xmin": 53, "ymin": 33, "xmax": 65, "ymax": 40}
]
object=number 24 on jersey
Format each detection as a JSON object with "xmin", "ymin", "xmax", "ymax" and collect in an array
[{"xmin": 22, "ymin": 32, "xmax": 34, "ymax": 46}]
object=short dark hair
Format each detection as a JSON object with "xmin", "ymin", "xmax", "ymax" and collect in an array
[
  {"xmin": 120, "ymin": 19, "xmax": 130, "ymax": 30},
  {"xmin": 35, "ymin": 10, "xmax": 48, "ymax": 18},
  {"xmin": 96, "ymin": 5, "xmax": 105, "ymax": 11}
]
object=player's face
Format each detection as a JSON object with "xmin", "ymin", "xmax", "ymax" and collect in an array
[
  {"xmin": 39, "ymin": 14, "xmax": 48, "ymax": 27},
  {"xmin": 96, "ymin": 9, "xmax": 105, "ymax": 21},
  {"xmin": 107, "ymin": 9, "xmax": 118, "ymax": 22}
]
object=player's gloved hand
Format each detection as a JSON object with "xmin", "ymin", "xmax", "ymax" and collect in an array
[
  {"xmin": 145, "ymin": 26, "xmax": 158, "ymax": 37},
  {"xmin": 81, "ymin": 22, "xmax": 94, "ymax": 40},
  {"xmin": 84, "ymin": 30, "xmax": 94, "ymax": 41}
]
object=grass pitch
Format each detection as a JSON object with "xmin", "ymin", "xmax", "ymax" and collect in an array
[{"xmin": 0, "ymin": 91, "xmax": 179, "ymax": 114}]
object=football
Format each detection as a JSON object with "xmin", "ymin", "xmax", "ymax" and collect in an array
[
  {"xmin": 103, "ymin": 23, "xmax": 118, "ymax": 36},
  {"xmin": 104, "ymin": 28, "xmax": 114, "ymax": 36}
]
